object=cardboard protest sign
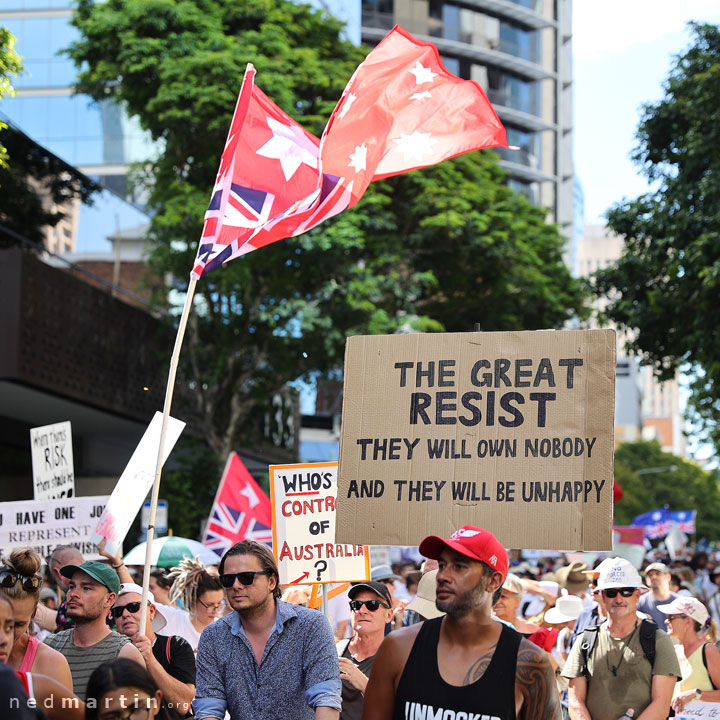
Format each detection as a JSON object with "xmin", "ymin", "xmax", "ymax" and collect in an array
[
  {"xmin": 270, "ymin": 462, "xmax": 370, "ymax": 584},
  {"xmin": 0, "ymin": 496, "xmax": 109, "ymax": 562},
  {"xmin": 91, "ymin": 412, "xmax": 185, "ymax": 555},
  {"xmin": 30, "ymin": 421, "xmax": 74, "ymax": 499},
  {"xmin": 337, "ymin": 329, "xmax": 615, "ymax": 550}
]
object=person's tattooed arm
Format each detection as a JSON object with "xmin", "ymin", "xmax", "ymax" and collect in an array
[{"xmin": 515, "ymin": 639, "xmax": 563, "ymax": 720}]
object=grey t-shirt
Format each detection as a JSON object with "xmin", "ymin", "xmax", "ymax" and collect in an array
[
  {"xmin": 562, "ymin": 623, "xmax": 680, "ymax": 720},
  {"xmin": 45, "ymin": 629, "xmax": 130, "ymax": 700},
  {"xmin": 636, "ymin": 591, "xmax": 677, "ymax": 627},
  {"xmin": 339, "ymin": 643, "xmax": 375, "ymax": 720}
]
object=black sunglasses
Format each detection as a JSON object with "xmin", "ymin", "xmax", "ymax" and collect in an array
[
  {"xmin": 0, "ymin": 569, "xmax": 41, "ymax": 592},
  {"xmin": 602, "ymin": 587, "xmax": 636, "ymax": 598},
  {"xmin": 349, "ymin": 599, "xmax": 389, "ymax": 612},
  {"xmin": 110, "ymin": 601, "xmax": 142, "ymax": 618},
  {"xmin": 220, "ymin": 571, "xmax": 271, "ymax": 588}
]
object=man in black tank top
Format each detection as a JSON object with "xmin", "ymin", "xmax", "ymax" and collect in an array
[{"xmin": 362, "ymin": 525, "xmax": 562, "ymax": 720}]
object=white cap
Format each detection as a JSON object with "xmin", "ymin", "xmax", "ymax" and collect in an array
[
  {"xmin": 406, "ymin": 570, "xmax": 444, "ymax": 620},
  {"xmin": 596, "ymin": 558, "xmax": 648, "ymax": 592},
  {"xmin": 544, "ymin": 595, "xmax": 584, "ymax": 624},
  {"xmin": 117, "ymin": 582, "xmax": 168, "ymax": 632},
  {"xmin": 658, "ymin": 597, "xmax": 710, "ymax": 627}
]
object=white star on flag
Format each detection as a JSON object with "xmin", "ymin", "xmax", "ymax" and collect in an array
[
  {"xmin": 410, "ymin": 91, "xmax": 432, "ymax": 101},
  {"xmin": 256, "ymin": 117, "xmax": 318, "ymax": 181},
  {"xmin": 408, "ymin": 61, "xmax": 438, "ymax": 85},
  {"xmin": 392, "ymin": 131, "xmax": 437, "ymax": 162},
  {"xmin": 338, "ymin": 92, "xmax": 357, "ymax": 119},
  {"xmin": 348, "ymin": 142, "xmax": 368, "ymax": 172},
  {"xmin": 240, "ymin": 483, "xmax": 260, "ymax": 508}
]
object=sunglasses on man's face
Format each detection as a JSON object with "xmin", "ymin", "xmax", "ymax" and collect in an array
[
  {"xmin": 0, "ymin": 569, "xmax": 41, "ymax": 592},
  {"xmin": 220, "ymin": 571, "xmax": 271, "ymax": 588},
  {"xmin": 349, "ymin": 599, "xmax": 389, "ymax": 612},
  {"xmin": 110, "ymin": 601, "xmax": 142, "ymax": 618},
  {"xmin": 602, "ymin": 587, "xmax": 636, "ymax": 599}
]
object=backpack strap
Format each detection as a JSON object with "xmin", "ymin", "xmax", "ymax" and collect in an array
[
  {"xmin": 638, "ymin": 620, "xmax": 657, "ymax": 669},
  {"xmin": 580, "ymin": 625, "xmax": 601, "ymax": 679},
  {"xmin": 702, "ymin": 643, "xmax": 717, "ymax": 689},
  {"xmin": 166, "ymin": 635, "xmax": 172, "ymax": 664}
]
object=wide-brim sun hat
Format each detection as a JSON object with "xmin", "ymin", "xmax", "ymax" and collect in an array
[
  {"xmin": 544, "ymin": 594, "xmax": 584, "ymax": 624},
  {"xmin": 596, "ymin": 558, "xmax": 649, "ymax": 592}
]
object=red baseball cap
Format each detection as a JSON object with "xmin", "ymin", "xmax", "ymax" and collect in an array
[{"xmin": 419, "ymin": 525, "xmax": 508, "ymax": 581}]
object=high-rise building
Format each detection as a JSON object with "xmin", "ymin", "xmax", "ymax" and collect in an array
[
  {"xmin": 0, "ymin": 0, "xmax": 155, "ymax": 199},
  {"xmin": 578, "ymin": 224, "xmax": 686, "ymax": 456},
  {"xmin": 360, "ymin": 0, "xmax": 574, "ymax": 245}
]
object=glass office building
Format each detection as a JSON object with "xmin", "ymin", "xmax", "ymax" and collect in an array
[
  {"xmin": 0, "ymin": 0, "xmax": 156, "ymax": 199},
  {"xmin": 361, "ymin": 0, "xmax": 575, "ymax": 253}
]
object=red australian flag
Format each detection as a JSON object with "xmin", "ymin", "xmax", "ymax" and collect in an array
[{"xmin": 202, "ymin": 453, "xmax": 273, "ymax": 559}]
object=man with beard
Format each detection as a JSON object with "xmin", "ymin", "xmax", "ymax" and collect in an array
[
  {"xmin": 193, "ymin": 540, "xmax": 340, "ymax": 720},
  {"xmin": 44, "ymin": 561, "xmax": 144, "ymax": 700},
  {"xmin": 362, "ymin": 525, "xmax": 562, "ymax": 720},
  {"xmin": 562, "ymin": 558, "xmax": 680, "ymax": 719}
]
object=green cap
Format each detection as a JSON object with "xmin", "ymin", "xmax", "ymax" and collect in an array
[{"xmin": 60, "ymin": 561, "xmax": 120, "ymax": 595}]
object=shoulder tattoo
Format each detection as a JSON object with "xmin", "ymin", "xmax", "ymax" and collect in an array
[
  {"xmin": 516, "ymin": 640, "xmax": 563, "ymax": 720},
  {"xmin": 462, "ymin": 642, "xmax": 498, "ymax": 685}
]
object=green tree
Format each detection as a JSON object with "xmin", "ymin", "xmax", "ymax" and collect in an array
[
  {"xmin": 614, "ymin": 440, "xmax": 720, "ymax": 540},
  {"xmin": 593, "ymin": 23, "xmax": 720, "ymax": 455},
  {"xmin": 0, "ymin": 27, "xmax": 22, "ymax": 169},
  {"xmin": 67, "ymin": 0, "xmax": 587, "ymax": 461}
]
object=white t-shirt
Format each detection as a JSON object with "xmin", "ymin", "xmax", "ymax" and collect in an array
[{"xmin": 155, "ymin": 604, "xmax": 202, "ymax": 651}]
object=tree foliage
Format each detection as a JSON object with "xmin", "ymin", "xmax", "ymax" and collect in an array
[
  {"xmin": 67, "ymin": 0, "xmax": 587, "ymax": 460},
  {"xmin": 0, "ymin": 27, "xmax": 22, "ymax": 169},
  {"xmin": 614, "ymin": 440, "xmax": 720, "ymax": 540},
  {"xmin": 593, "ymin": 23, "xmax": 720, "ymax": 455}
]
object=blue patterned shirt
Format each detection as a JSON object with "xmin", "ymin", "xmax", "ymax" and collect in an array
[{"xmin": 193, "ymin": 600, "xmax": 341, "ymax": 719}]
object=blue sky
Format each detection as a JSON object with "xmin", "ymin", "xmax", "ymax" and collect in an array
[{"xmin": 573, "ymin": 1, "xmax": 720, "ymax": 224}]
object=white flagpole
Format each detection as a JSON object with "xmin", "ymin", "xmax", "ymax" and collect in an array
[{"xmin": 139, "ymin": 276, "xmax": 198, "ymax": 634}]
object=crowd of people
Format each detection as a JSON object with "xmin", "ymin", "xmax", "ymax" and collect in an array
[{"xmin": 0, "ymin": 534, "xmax": 719, "ymax": 719}]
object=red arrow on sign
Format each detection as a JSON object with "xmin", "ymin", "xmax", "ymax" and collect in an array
[{"xmin": 290, "ymin": 571, "xmax": 310, "ymax": 584}]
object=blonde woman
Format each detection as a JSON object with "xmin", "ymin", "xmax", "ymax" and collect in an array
[
  {"xmin": 659, "ymin": 596, "xmax": 720, "ymax": 713},
  {"xmin": 0, "ymin": 548, "xmax": 73, "ymax": 690},
  {"xmin": 160, "ymin": 557, "xmax": 225, "ymax": 651}
]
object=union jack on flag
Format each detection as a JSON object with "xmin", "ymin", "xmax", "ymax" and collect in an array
[{"xmin": 202, "ymin": 453, "xmax": 273, "ymax": 559}]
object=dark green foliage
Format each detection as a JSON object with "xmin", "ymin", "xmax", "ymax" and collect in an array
[
  {"xmin": 614, "ymin": 440, "xmax": 720, "ymax": 540},
  {"xmin": 594, "ymin": 23, "xmax": 720, "ymax": 455}
]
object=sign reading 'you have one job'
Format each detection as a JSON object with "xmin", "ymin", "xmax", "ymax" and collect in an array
[{"xmin": 336, "ymin": 329, "xmax": 616, "ymax": 551}]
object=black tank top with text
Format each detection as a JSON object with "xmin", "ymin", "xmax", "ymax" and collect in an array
[{"xmin": 393, "ymin": 618, "xmax": 521, "ymax": 720}]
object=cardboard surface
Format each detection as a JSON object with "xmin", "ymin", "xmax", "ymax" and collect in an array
[
  {"xmin": 30, "ymin": 421, "xmax": 74, "ymax": 499},
  {"xmin": 270, "ymin": 462, "xmax": 370, "ymax": 584},
  {"xmin": 336, "ymin": 329, "xmax": 615, "ymax": 550}
]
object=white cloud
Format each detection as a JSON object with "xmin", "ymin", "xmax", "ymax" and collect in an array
[{"xmin": 573, "ymin": 1, "xmax": 720, "ymax": 63}]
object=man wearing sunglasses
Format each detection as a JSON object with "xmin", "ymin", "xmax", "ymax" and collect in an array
[
  {"xmin": 362, "ymin": 525, "xmax": 562, "ymax": 720},
  {"xmin": 336, "ymin": 581, "xmax": 394, "ymax": 720},
  {"xmin": 113, "ymin": 583, "xmax": 196, "ymax": 718},
  {"xmin": 193, "ymin": 540, "xmax": 340, "ymax": 720},
  {"xmin": 562, "ymin": 558, "xmax": 680, "ymax": 719},
  {"xmin": 44, "ymin": 561, "xmax": 144, "ymax": 701}
]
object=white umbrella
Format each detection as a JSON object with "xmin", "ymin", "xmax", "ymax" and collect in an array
[{"xmin": 123, "ymin": 536, "xmax": 219, "ymax": 567}]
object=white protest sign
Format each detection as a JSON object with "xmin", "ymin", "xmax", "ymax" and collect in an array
[
  {"xmin": 91, "ymin": 412, "xmax": 185, "ymax": 555},
  {"xmin": 30, "ymin": 421, "xmax": 75, "ymax": 500},
  {"xmin": 0, "ymin": 496, "xmax": 109, "ymax": 562},
  {"xmin": 270, "ymin": 462, "xmax": 370, "ymax": 584},
  {"xmin": 677, "ymin": 701, "xmax": 720, "ymax": 718}
]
